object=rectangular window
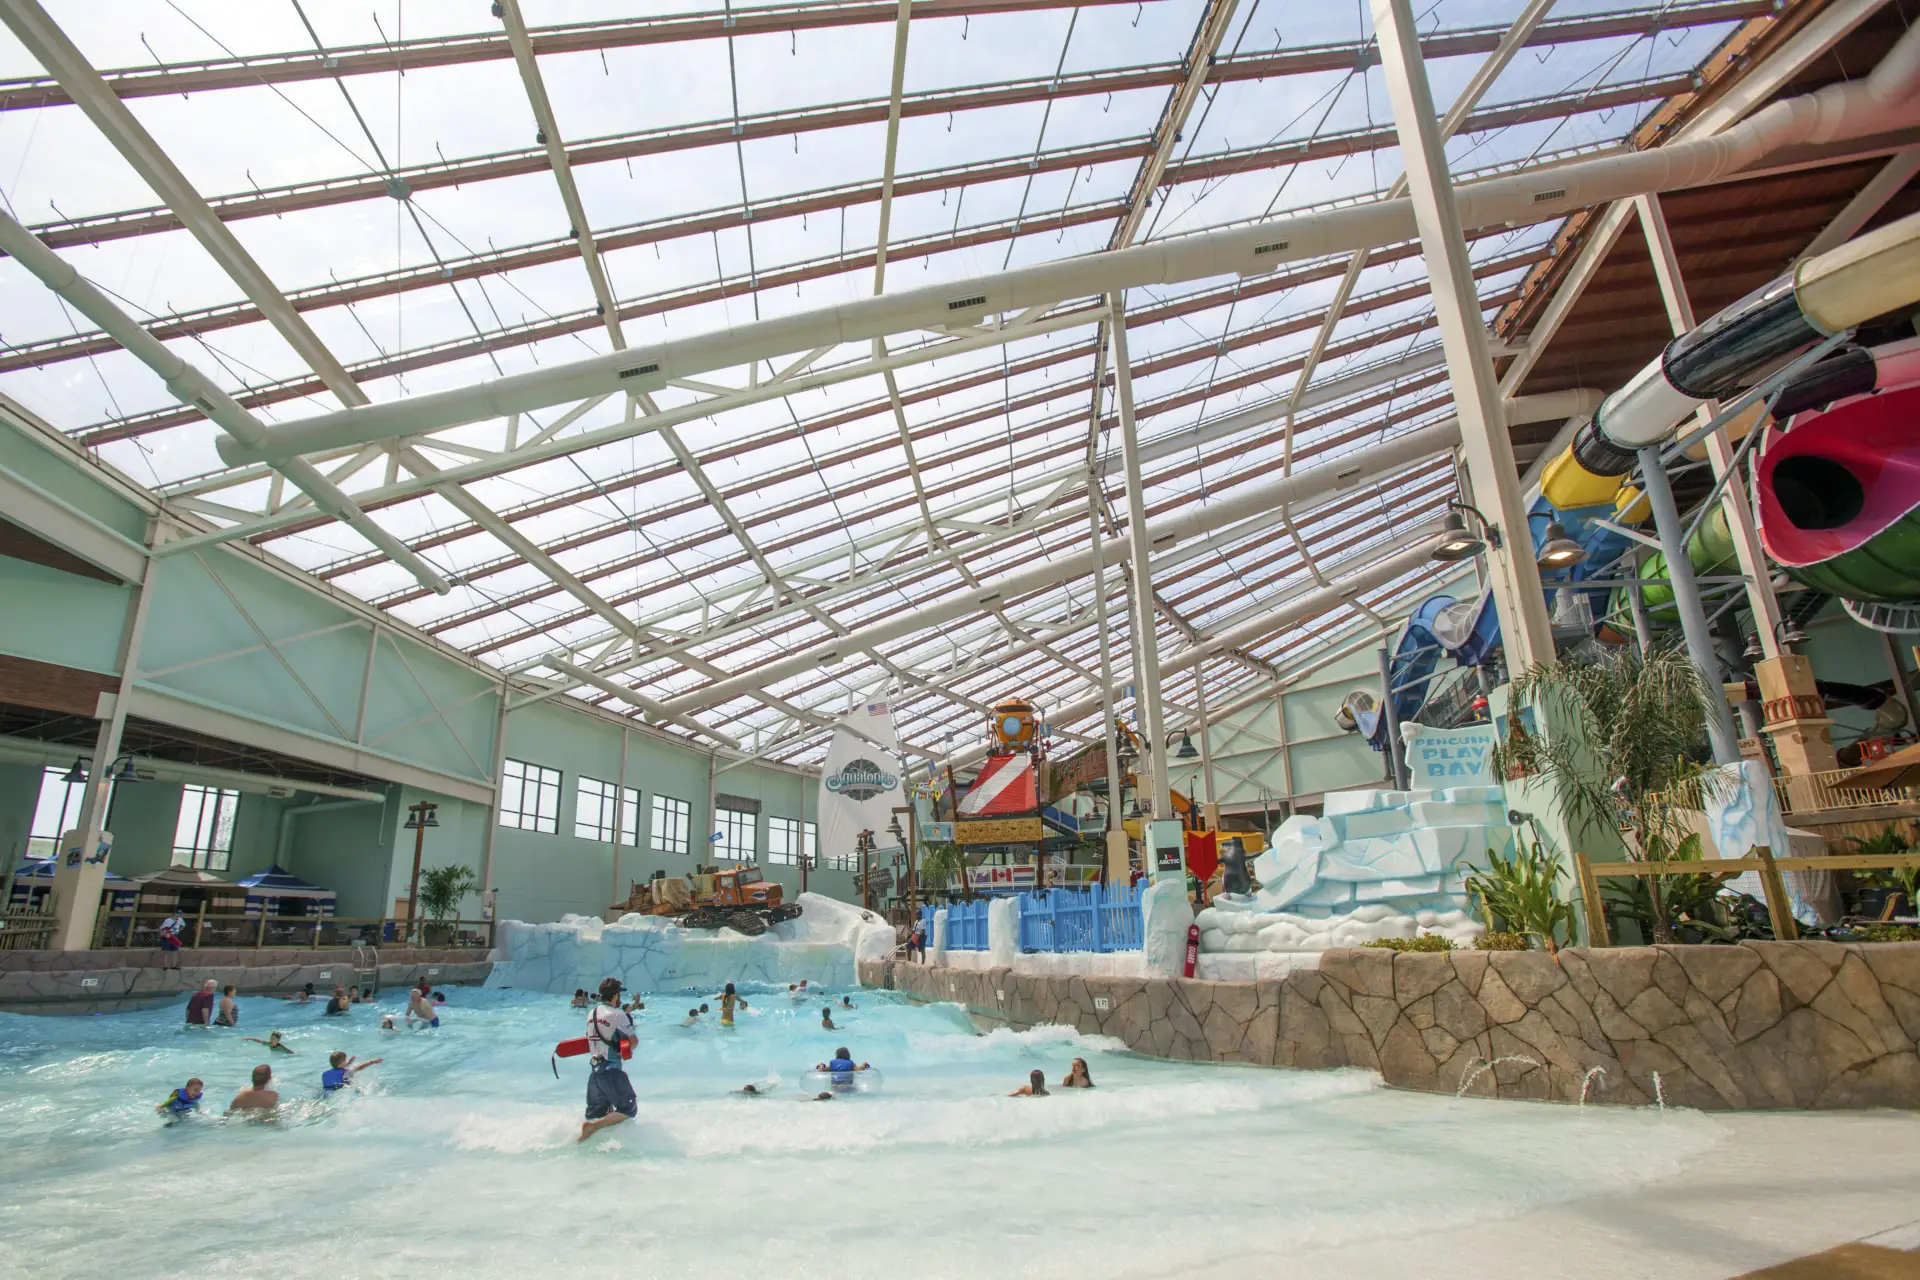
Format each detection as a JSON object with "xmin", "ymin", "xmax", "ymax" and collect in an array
[
  {"xmin": 27, "ymin": 766, "xmax": 114, "ymax": 859},
  {"xmin": 574, "ymin": 777, "xmax": 639, "ymax": 845},
  {"xmin": 499, "ymin": 759, "xmax": 562, "ymax": 834},
  {"xmin": 767, "ymin": 816, "xmax": 801, "ymax": 865},
  {"xmin": 713, "ymin": 807, "xmax": 755, "ymax": 861},
  {"xmin": 652, "ymin": 795, "xmax": 691, "ymax": 856},
  {"xmin": 172, "ymin": 784, "xmax": 239, "ymax": 871}
]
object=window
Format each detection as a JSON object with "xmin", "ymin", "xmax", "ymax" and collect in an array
[
  {"xmin": 499, "ymin": 759, "xmax": 561, "ymax": 834},
  {"xmin": 652, "ymin": 795, "xmax": 691, "ymax": 856},
  {"xmin": 173, "ymin": 784, "xmax": 239, "ymax": 871},
  {"xmin": 713, "ymin": 807, "xmax": 756, "ymax": 861},
  {"xmin": 767, "ymin": 816, "xmax": 804, "ymax": 866},
  {"xmin": 27, "ymin": 765, "xmax": 113, "ymax": 858},
  {"xmin": 574, "ymin": 777, "xmax": 639, "ymax": 845}
]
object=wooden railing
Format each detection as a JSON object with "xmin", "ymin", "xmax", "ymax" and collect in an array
[
  {"xmin": 88, "ymin": 909, "xmax": 494, "ymax": 952},
  {"xmin": 1572, "ymin": 847, "xmax": 1920, "ymax": 946},
  {"xmin": 1656, "ymin": 768, "xmax": 1920, "ymax": 817},
  {"xmin": 0, "ymin": 908, "xmax": 57, "ymax": 950}
]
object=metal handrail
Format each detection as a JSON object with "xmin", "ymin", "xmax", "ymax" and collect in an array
[{"xmin": 88, "ymin": 909, "xmax": 494, "ymax": 951}]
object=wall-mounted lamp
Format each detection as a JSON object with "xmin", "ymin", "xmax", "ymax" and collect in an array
[{"xmin": 1536, "ymin": 520, "xmax": 1589, "ymax": 571}]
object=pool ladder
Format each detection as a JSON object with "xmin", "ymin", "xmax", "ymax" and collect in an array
[{"xmin": 351, "ymin": 943, "xmax": 379, "ymax": 996}]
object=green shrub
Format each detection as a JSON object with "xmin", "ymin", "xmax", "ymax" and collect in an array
[
  {"xmin": 1848, "ymin": 924, "xmax": 1920, "ymax": 943},
  {"xmin": 1363, "ymin": 934, "xmax": 1457, "ymax": 953},
  {"xmin": 1475, "ymin": 930, "xmax": 1530, "ymax": 951},
  {"xmin": 1463, "ymin": 839, "xmax": 1574, "ymax": 957}
]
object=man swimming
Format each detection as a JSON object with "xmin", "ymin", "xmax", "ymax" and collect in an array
[
  {"xmin": 579, "ymin": 977, "xmax": 638, "ymax": 1143},
  {"xmin": 814, "ymin": 1047, "xmax": 870, "ymax": 1091},
  {"xmin": 185, "ymin": 979, "xmax": 217, "ymax": 1027},
  {"xmin": 243, "ymin": 1030, "xmax": 295, "ymax": 1054},
  {"xmin": 322, "ymin": 1051, "xmax": 382, "ymax": 1093},
  {"xmin": 228, "ymin": 1064, "xmax": 280, "ymax": 1114},
  {"xmin": 679, "ymin": 1007, "xmax": 702, "ymax": 1027},
  {"xmin": 718, "ymin": 983, "xmax": 748, "ymax": 1027},
  {"xmin": 156, "ymin": 1078, "xmax": 203, "ymax": 1117},
  {"xmin": 406, "ymin": 985, "xmax": 439, "ymax": 1028}
]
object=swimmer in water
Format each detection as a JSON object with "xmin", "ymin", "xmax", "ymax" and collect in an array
[
  {"xmin": 623, "ymin": 994, "xmax": 645, "ymax": 1014},
  {"xmin": 156, "ymin": 1078, "xmax": 203, "ymax": 1117},
  {"xmin": 380, "ymin": 1015, "xmax": 398, "ymax": 1031},
  {"xmin": 788, "ymin": 983, "xmax": 801, "ymax": 1000},
  {"xmin": 820, "ymin": 1006, "xmax": 837, "ymax": 1031},
  {"xmin": 1009, "ymin": 1068, "xmax": 1049, "ymax": 1097},
  {"xmin": 718, "ymin": 982, "xmax": 748, "ymax": 1027},
  {"xmin": 322, "ymin": 1050, "xmax": 382, "ymax": 1093},
  {"xmin": 406, "ymin": 985, "xmax": 439, "ymax": 1028},
  {"xmin": 1062, "ymin": 1058, "xmax": 1095, "ymax": 1088},
  {"xmin": 243, "ymin": 1030, "xmax": 295, "ymax": 1054},
  {"xmin": 570, "ymin": 988, "xmax": 589, "ymax": 1008},
  {"xmin": 228, "ymin": 1064, "xmax": 280, "ymax": 1115},
  {"xmin": 841, "ymin": 996, "xmax": 855, "ymax": 1010},
  {"xmin": 214, "ymin": 985, "xmax": 240, "ymax": 1027},
  {"xmin": 814, "ymin": 1047, "xmax": 870, "ymax": 1090},
  {"xmin": 679, "ymin": 1007, "xmax": 702, "ymax": 1027}
]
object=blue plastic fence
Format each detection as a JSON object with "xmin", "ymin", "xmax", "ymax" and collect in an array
[{"xmin": 919, "ymin": 884, "xmax": 1144, "ymax": 954}]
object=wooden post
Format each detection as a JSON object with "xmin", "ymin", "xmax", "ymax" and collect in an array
[
  {"xmin": 1574, "ymin": 851, "xmax": 1611, "ymax": 948},
  {"xmin": 1754, "ymin": 845, "xmax": 1800, "ymax": 941},
  {"xmin": 256, "ymin": 911, "xmax": 267, "ymax": 949},
  {"xmin": 313, "ymin": 913, "xmax": 323, "ymax": 949},
  {"xmin": 192, "ymin": 902, "xmax": 206, "ymax": 949}
]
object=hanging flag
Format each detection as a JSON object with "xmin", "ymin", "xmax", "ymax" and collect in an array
[{"xmin": 818, "ymin": 701, "xmax": 905, "ymax": 861}]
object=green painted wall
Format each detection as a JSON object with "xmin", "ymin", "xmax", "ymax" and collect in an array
[
  {"xmin": 0, "ymin": 554, "xmax": 130, "ymax": 675},
  {"xmin": 284, "ymin": 794, "xmax": 397, "ymax": 919},
  {"xmin": 0, "ymin": 762, "xmax": 40, "ymax": 868}
]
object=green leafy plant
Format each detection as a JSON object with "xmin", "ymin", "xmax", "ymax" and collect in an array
[
  {"xmin": 1475, "ymin": 931, "xmax": 1530, "ymax": 951},
  {"xmin": 1846, "ymin": 923, "xmax": 1920, "ymax": 942},
  {"xmin": 1600, "ymin": 830, "xmax": 1740, "ymax": 944},
  {"xmin": 918, "ymin": 841, "xmax": 972, "ymax": 901},
  {"xmin": 1463, "ymin": 839, "xmax": 1575, "ymax": 958},
  {"xmin": 417, "ymin": 864, "xmax": 478, "ymax": 921},
  {"xmin": 1363, "ymin": 934, "xmax": 1457, "ymax": 953},
  {"xmin": 1496, "ymin": 644, "xmax": 1712, "ymax": 943},
  {"xmin": 1848, "ymin": 826, "xmax": 1918, "ymax": 907}
]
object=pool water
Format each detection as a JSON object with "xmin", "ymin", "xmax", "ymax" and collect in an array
[{"xmin": 0, "ymin": 984, "xmax": 1727, "ymax": 1278}]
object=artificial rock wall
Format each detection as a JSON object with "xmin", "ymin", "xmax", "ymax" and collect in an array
[{"xmin": 863, "ymin": 940, "xmax": 1920, "ymax": 1110}]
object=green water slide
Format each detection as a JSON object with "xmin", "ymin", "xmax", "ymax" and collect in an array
[{"xmin": 1607, "ymin": 505, "xmax": 1739, "ymax": 626}]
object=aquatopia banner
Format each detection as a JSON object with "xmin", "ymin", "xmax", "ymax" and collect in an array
[{"xmin": 818, "ymin": 700, "xmax": 905, "ymax": 862}]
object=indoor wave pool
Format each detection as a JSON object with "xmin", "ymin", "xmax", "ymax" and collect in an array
[{"xmin": 0, "ymin": 983, "xmax": 1731, "ymax": 1278}]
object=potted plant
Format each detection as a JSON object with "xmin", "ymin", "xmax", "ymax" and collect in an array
[
  {"xmin": 417, "ymin": 864, "xmax": 478, "ymax": 945},
  {"xmin": 1847, "ymin": 826, "xmax": 1914, "ymax": 919}
]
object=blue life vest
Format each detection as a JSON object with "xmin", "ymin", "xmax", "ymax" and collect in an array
[
  {"xmin": 826, "ymin": 1057, "xmax": 855, "ymax": 1083},
  {"xmin": 165, "ymin": 1088, "xmax": 198, "ymax": 1115},
  {"xmin": 321, "ymin": 1067, "xmax": 351, "ymax": 1092}
]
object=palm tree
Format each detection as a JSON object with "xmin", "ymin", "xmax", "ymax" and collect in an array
[
  {"xmin": 1497, "ymin": 643, "xmax": 1712, "ymax": 943},
  {"xmin": 918, "ymin": 841, "xmax": 972, "ymax": 902}
]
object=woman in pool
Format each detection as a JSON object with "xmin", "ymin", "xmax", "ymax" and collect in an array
[
  {"xmin": 1009, "ymin": 1069, "xmax": 1049, "ymax": 1098},
  {"xmin": 718, "ymin": 983, "xmax": 748, "ymax": 1027},
  {"xmin": 1062, "ymin": 1058, "xmax": 1094, "ymax": 1088},
  {"xmin": 214, "ymin": 985, "xmax": 240, "ymax": 1027},
  {"xmin": 243, "ymin": 1030, "xmax": 295, "ymax": 1054},
  {"xmin": 820, "ymin": 1006, "xmax": 837, "ymax": 1031}
]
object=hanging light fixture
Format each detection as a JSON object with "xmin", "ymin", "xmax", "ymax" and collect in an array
[
  {"xmin": 61, "ymin": 758, "xmax": 86, "ymax": 785},
  {"xmin": 1429, "ymin": 511, "xmax": 1486, "ymax": 563},
  {"xmin": 1173, "ymin": 730, "xmax": 1198, "ymax": 760},
  {"xmin": 110, "ymin": 755, "xmax": 139, "ymax": 782},
  {"xmin": 1536, "ymin": 520, "xmax": 1589, "ymax": 571}
]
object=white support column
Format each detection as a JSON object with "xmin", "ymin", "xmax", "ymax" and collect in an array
[
  {"xmin": 1108, "ymin": 292, "xmax": 1169, "ymax": 820},
  {"xmin": 1634, "ymin": 193, "xmax": 1786, "ymax": 657},
  {"xmin": 479, "ymin": 692, "xmax": 509, "ymax": 924},
  {"xmin": 53, "ymin": 545, "xmax": 158, "ymax": 951},
  {"xmin": 612, "ymin": 725, "xmax": 631, "ymax": 913},
  {"xmin": 1089, "ymin": 474, "xmax": 1128, "ymax": 883},
  {"xmin": 1194, "ymin": 657, "xmax": 1218, "ymax": 829},
  {"xmin": 1372, "ymin": 0, "xmax": 1556, "ymax": 673}
]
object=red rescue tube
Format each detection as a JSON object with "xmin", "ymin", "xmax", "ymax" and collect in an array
[{"xmin": 554, "ymin": 1037, "xmax": 632, "ymax": 1060}]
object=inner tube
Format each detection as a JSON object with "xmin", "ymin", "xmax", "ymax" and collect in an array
[{"xmin": 803, "ymin": 1067, "xmax": 884, "ymax": 1095}]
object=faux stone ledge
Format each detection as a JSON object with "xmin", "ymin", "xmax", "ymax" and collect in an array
[
  {"xmin": 0, "ymin": 951, "xmax": 492, "ymax": 1011},
  {"xmin": 864, "ymin": 941, "xmax": 1920, "ymax": 1111}
]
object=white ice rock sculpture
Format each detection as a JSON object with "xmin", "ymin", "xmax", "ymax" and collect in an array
[
  {"xmin": 489, "ymin": 892, "xmax": 896, "ymax": 994},
  {"xmin": 1196, "ymin": 785, "xmax": 1512, "ymax": 952}
]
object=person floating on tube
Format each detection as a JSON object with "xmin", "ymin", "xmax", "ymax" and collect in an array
[
  {"xmin": 578, "ymin": 977, "xmax": 638, "ymax": 1144},
  {"xmin": 815, "ymin": 1046, "xmax": 870, "ymax": 1092}
]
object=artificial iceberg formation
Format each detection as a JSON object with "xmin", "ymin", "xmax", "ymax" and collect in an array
[
  {"xmin": 1196, "ymin": 784, "xmax": 1513, "ymax": 952},
  {"xmin": 490, "ymin": 893, "xmax": 896, "ymax": 994}
]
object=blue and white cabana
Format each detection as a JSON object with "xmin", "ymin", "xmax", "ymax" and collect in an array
[
  {"xmin": 8, "ymin": 859, "xmax": 139, "ymax": 912},
  {"xmin": 234, "ymin": 865, "xmax": 336, "ymax": 918}
]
